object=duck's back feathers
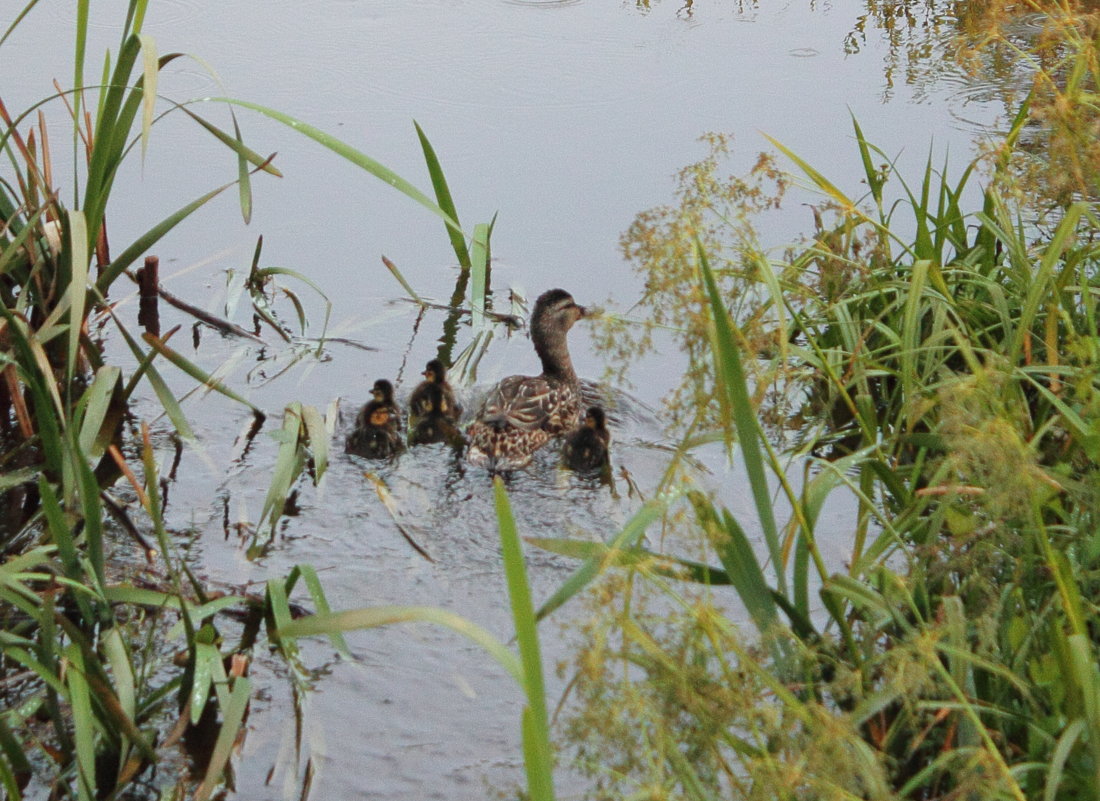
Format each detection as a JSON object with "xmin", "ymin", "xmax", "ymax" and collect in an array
[{"xmin": 466, "ymin": 374, "xmax": 582, "ymax": 470}]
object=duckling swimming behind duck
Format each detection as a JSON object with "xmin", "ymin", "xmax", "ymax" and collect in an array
[
  {"xmin": 466, "ymin": 289, "xmax": 588, "ymax": 471},
  {"xmin": 346, "ymin": 379, "xmax": 403, "ymax": 459},
  {"xmin": 409, "ymin": 382, "xmax": 465, "ymax": 449},
  {"xmin": 562, "ymin": 406, "xmax": 611, "ymax": 472},
  {"xmin": 409, "ymin": 359, "xmax": 461, "ymax": 422}
]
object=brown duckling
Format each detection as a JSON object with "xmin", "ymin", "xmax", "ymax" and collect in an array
[
  {"xmin": 562, "ymin": 406, "xmax": 611, "ymax": 472},
  {"xmin": 409, "ymin": 359, "xmax": 461, "ymax": 422},
  {"xmin": 466, "ymin": 289, "xmax": 587, "ymax": 470},
  {"xmin": 345, "ymin": 379, "xmax": 403, "ymax": 459},
  {"xmin": 409, "ymin": 382, "xmax": 465, "ymax": 449}
]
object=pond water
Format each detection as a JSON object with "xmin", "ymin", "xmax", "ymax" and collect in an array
[{"xmin": 6, "ymin": 0, "xmax": 1006, "ymax": 798}]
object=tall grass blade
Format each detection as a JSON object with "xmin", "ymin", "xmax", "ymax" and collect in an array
[
  {"xmin": 0, "ymin": 0, "xmax": 40, "ymax": 49},
  {"xmin": 209, "ymin": 99, "xmax": 463, "ymax": 237},
  {"xmin": 291, "ymin": 564, "xmax": 350, "ymax": 656},
  {"xmin": 690, "ymin": 495, "xmax": 779, "ymax": 636},
  {"xmin": 98, "ymin": 176, "xmax": 250, "ymax": 290},
  {"xmin": 536, "ymin": 498, "xmax": 666, "ymax": 621},
  {"xmin": 697, "ymin": 242, "xmax": 786, "ymax": 595},
  {"xmin": 141, "ymin": 332, "xmax": 261, "ymax": 413},
  {"xmin": 137, "ymin": 33, "xmax": 157, "ymax": 162},
  {"xmin": 65, "ymin": 210, "xmax": 89, "ymax": 385},
  {"xmin": 494, "ymin": 478, "xmax": 555, "ymax": 801},
  {"xmin": 194, "ymin": 676, "xmax": 251, "ymax": 801},
  {"xmin": 279, "ymin": 607, "xmax": 523, "ymax": 684},
  {"xmin": 470, "ymin": 222, "xmax": 490, "ymax": 330},
  {"xmin": 300, "ymin": 404, "xmax": 328, "ymax": 483},
  {"xmin": 414, "ymin": 120, "xmax": 470, "ymax": 270},
  {"xmin": 65, "ymin": 644, "xmax": 97, "ymax": 801},
  {"xmin": 257, "ymin": 403, "xmax": 304, "ymax": 539}
]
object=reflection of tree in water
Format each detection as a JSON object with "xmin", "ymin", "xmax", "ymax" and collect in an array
[{"xmin": 629, "ymin": 0, "xmax": 1100, "ymax": 203}]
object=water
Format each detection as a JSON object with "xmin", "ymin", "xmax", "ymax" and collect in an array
[{"xmin": 4, "ymin": 0, "xmax": 1005, "ymax": 798}]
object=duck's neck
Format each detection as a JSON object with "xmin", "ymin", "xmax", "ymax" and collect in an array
[{"xmin": 534, "ymin": 327, "xmax": 577, "ymax": 382}]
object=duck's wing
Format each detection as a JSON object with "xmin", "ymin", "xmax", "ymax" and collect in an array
[{"xmin": 476, "ymin": 375, "xmax": 555, "ymax": 430}]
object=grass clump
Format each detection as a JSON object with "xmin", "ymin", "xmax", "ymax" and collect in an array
[{"xmin": 552, "ymin": 9, "xmax": 1100, "ymax": 801}]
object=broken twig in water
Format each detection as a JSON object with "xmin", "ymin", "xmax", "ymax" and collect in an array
[{"xmin": 365, "ymin": 472, "xmax": 435, "ymax": 563}]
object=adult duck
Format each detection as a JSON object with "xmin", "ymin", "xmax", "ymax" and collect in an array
[{"xmin": 466, "ymin": 289, "xmax": 587, "ymax": 470}]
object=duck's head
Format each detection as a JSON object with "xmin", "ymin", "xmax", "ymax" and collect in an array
[
  {"xmin": 423, "ymin": 359, "xmax": 446, "ymax": 383},
  {"xmin": 532, "ymin": 288, "xmax": 586, "ymax": 337},
  {"xmin": 371, "ymin": 379, "xmax": 395, "ymax": 403},
  {"xmin": 584, "ymin": 406, "xmax": 606, "ymax": 430}
]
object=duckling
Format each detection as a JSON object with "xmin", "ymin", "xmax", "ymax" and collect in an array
[
  {"xmin": 409, "ymin": 359, "xmax": 461, "ymax": 422},
  {"xmin": 409, "ymin": 382, "xmax": 465, "ymax": 449},
  {"xmin": 345, "ymin": 379, "xmax": 403, "ymax": 459},
  {"xmin": 562, "ymin": 406, "xmax": 611, "ymax": 472},
  {"xmin": 466, "ymin": 289, "xmax": 587, "ymax": 470}
]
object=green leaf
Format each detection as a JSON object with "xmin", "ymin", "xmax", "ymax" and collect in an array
[
  {"xmin": 141, "ymin": 332, "xmax": 261, "ymax": 413},
  {"xmin": 194, "ymin": 676, "xmax": 251, "ymax": 801},
  {"xmin": 65, "ymin": 211, "xmax": 89, "ymax": 385},
  {"xmin": 470, "ymin": 223, "xmax": 490, "ymax": 330},
  {"xmin": 414, "ymin": 120, "xmax": 471, "ymax": 269},
  {"xmin": 279, "ymin": 606, "xmax": 522, "ymax": 685},
  {"xmin": 494, "ymin": 478, "xmax": 555, "ymax": 801},
  {"xmin": 697, "ymin": 243, "xmax": 785, "ymax": 595},
  {"xmin": 536, "ymin": 497, "xmax": 667, "ymax": 621},
  {"xmin": 207, "ymin": 98, "xmax": 464, "ymax": 237}
]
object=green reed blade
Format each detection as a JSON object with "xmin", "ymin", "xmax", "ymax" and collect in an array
[
  {"xmin": 536, "ymin": 497, "xmax": 666, "ymax": 621},
  {"xmin": 470, "ymin": 222, "xmax": 490, "ymax": 330},
  {"xmin": 493, "ymin": 478, "xmax": 554, "ymax": 801},
  {"xmin": 208, "ymin": 98, "xmax": 464, "ymax": 237},
  {"xmin": 38, "ymin": 477, "xmax": 93, "ymax": 623},
  {"xmin": 141, "ymin": 332, "xmax": 261, "ymax": 413},
  {"xmin": 279, "ymin": 606, "xmax": 523, "ymax": 685},
  {"xmin": 137, "ymin": 33, "xmax": 157, "ymax": 162},
  {"xmin": 294, "ymin": 564, "xmax": 349, "ymax": 656},
  {"xmin": 65, "ymin": 211, "xmax": 89, "ymax": 385},
  {"xmin": 1012, "ymin": 202, "xmax": 1085, "ymax": 363},
  {"xmin": 193, "ymin": 676, "xmax": 251, "ymax": 801},
  {"xmin": 0, "ymin": 203, "xmax": 48, "ymax": 276},
  {"xmin": 0, "ymin": 0, "xmax": 40, "ymax": 49},
  {"xmin": 414, "ymin": 120, "xmax": 471, "ymax": 270},
  {"xmin": 300, "ymin": 404, "xmax": 328, "ymax": 484},
  {"xmin": 528, "ymin": 536, "xmax": 733, "ymax": 584},
  {"xmin": 64, "ymin": 644, "xmax": 96, "ymax": 801},
  {"xmin": 233, "ymin": 113, "xmax": 252, "ymax": 223},
  {"xmin": 0, "ymin": 715, "xmax": 31, "ymax": 798},
  {"xmin": 106, "ymin": 311, "xmax": 195, "ymax": 442},
  {"xmin": 697, "ymin": 243, "xmax": 785, "ymax": 595},
  {"xmin": 850, "ymin": 114, "xmax": 884, "ymax": 207},
  {"xmin": 0, "ymin": 467, "xmax": 39, "ymax": 492},
  {"xmin": 380, "ymin": 255, "xmax": 423, "ymax": 303},
  {"xmin": 765, "ymin": 132, "xmax": 858, "ymax": 212},
  {"xmin": 76, "ymin": 366, "xmax": 120, "ymax": 458},
  {"xmin": 97, "ymin": 177, "xmax": 241, "ymax": 290},
  {"xmin": 176, "ymin": 105, "xmax": 282, "ymax": 177},
  {"xmin": 257, "ymin": 403, "xmax": 305, "ymax": 539},
  {"xmin": 689, "ymin": 493, "xmax": 779, "ymax": 637},
  {"xmin": 1044, "ymin": 719, "xmax": 1086, "ymax": 801}
]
